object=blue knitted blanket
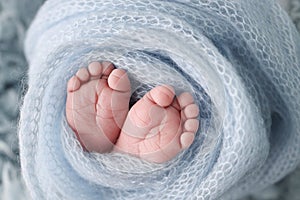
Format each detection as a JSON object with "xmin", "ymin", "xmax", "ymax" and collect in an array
[{"xmin": 19, "ymin": 0, "xmax": 300, "ymax": 199}]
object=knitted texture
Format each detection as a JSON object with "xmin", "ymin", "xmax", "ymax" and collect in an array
[{"xmin": 19, "ymin": 0, "xmax": 300, "ymax": 199}]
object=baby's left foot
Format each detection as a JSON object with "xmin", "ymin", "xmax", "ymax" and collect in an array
[{"xmin": 114, "ymin": 85, "xmax": 199, "ymax": 163}]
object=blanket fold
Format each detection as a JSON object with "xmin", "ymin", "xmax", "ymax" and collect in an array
[{"xmin": 19, "ymin": 0, "xmax": 300, "ymax": 199}]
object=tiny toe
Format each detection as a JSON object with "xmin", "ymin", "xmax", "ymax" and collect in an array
[
  {"xmin": 101, "ymin": 61, "xmax": 115, "ymax": 78},
  {"xmin": 184, "ymin": 119, "xmax": 199, "ymax": 132},
  {"xmin": 67, "ymin": 76, "xmax": 81, "ymax": 92},
  {"xmin": 147, "ymin": 85, "xmax": 175, "ymax": 107},
  {"xmin": 108, "ymin": 69, "xmax": 131, "ymax": 92},
  {"xmin": 178, "ymin": 92, "xmax": 194, "ymax": 108},
  {"xmin": 180, "ymin": 132, "xmax": 195, "ymax": 149},
  {"xmin": 184, "ymin": 104, "xmax": 199, "ymax": 118},
  {"xmin": 76, "ymin": 68, "xmax": 90, "ymax": 82},
  {"xmin": 88, "ymin": 62, "xmax": 103, "ymax": 76}
]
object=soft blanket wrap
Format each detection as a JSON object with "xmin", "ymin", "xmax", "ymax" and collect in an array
[{"xmin": 19, "ymin": 0, "xmax": 300, "ymax": 199}]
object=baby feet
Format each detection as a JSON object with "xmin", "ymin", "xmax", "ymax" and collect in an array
[
  {"xmin": 115, "ymin": 85, "xmax": 199, "ymax": 163},
  {"xmin": 66, "ymin": 61, "xmax": 131, "ymax": 153},
  {"xmin": 66, "ymin": 61, "xmax": 199, "ymax": 163}
]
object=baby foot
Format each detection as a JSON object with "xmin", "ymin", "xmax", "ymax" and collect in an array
[
  {"xmin": 66, "ymin": 61, "xmax": 131, "ymax": 153},
  {"xmin": 114, "ymin": 85, "xmax": 199, "ymax": 163}
]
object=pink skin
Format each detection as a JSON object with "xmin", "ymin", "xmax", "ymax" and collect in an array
[
  {"xmin": 114, "ymin": 85, "xmax": 199, "ymax": 163},
  {"xmin": 66, "ymin": 61, "xmax": 131, "ymax": 153},
  {"xmin": 66, "ymin": 61, "xmax": 199, "ymax": 163}
]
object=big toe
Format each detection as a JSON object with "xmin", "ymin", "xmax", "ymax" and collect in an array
[
  {"xmin": 108, "ymin": 69, "xmax": 131, "ymax": 92},
  {"xmin": 146, "ymin": 85, "xmax": 175, "ymax": 107}
]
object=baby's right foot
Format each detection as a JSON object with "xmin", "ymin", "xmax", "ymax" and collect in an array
[{"xmin": 66, "ymin": 61, "xmax": 131, "ymax": 153}]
